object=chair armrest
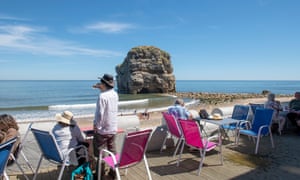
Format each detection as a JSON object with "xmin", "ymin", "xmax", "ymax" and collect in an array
[
  {"xmin": 66, "ymin": 144, "xmax": 89, "ymax": 162},
  {"xmin": 207, "ymin": 134, "xmax": 219, "ymax": 142},
  {"xmin": 100, "ymin": 149, "xmax": 118, "ymax": 165},
  {"xmin": 257, "ymin": 125, "xmax": 270, "ymax": 136},
  {"xmin": 237, "ymin": 120, "xmax": 251, "ymax": 129}
]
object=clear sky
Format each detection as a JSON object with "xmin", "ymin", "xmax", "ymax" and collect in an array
[{"xmin": 0, "ymin": 0, "xmax": 299, "ymax": 80}]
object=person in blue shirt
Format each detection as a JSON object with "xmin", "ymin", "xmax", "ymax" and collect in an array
[{"xmin": 168, "ymin": 98, "xmax": 192, "ymax": 120}]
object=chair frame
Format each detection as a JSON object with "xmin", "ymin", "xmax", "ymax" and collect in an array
[
  {"xmin": 236, "ymin": 108, "xmax": 274, "ymax": 154},
  {"xmin": 31, "ymin": 127, "xmax": 88, "ymax": 180},
  {"xmin": 160, "ymin": 112, "xmax": 185, "ymax": 157},
  {"xmin": 0, "ymin": 137, "xmax": 17, "ymax": 180},
  {"xmin": 177, "ymin": 119, "xmax": 223, "ymax": 176},
  {"xmin": 98, "ymin": 129, "xmax": 153, "ymax": 180},
  {"xmin": 9, "ymin": 123, "xmax": 35, "ymax": 180}
]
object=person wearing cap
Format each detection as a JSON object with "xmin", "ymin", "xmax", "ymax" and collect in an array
[
  {"xmin": 92, "ymin": 73, "xmax": 119, "ymax": 178},
  {"xmin": 52, "ymin": 111, "xmax": 88, "ymax": 166},
  {"xmin": 168, "ymin": 98, "xmax": 192, "ymax": 120},
  {"xmin": 287, "ymin": 92, "xmax": 300, "ymax": 133}
]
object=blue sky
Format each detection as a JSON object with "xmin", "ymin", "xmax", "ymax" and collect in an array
[{"xmin": 0, "ymin": 0, "xmax": 299, "ymax": 80}]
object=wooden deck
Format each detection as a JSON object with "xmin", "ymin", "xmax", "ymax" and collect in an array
[{"xmin": 6, "ymin": 128, "xmax": 300, "ymax": 180}]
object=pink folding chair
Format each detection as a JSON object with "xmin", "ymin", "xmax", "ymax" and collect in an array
[
  {"xmin": 98, "ymin": 129, "xmax": 153, "ymax": 180},
  {"xmin": 160, "ymin": 112, "xmax": 184, "ymax": 157},
  {"xmin": 177, "ymin": 119, "xmax": 223, "ymax": 176}
]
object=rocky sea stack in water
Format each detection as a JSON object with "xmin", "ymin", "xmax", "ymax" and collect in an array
[{"xmin": 116, "ymin": 46, "xmax": 176, "ymax": 94}]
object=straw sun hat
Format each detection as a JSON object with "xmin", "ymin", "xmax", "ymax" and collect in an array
[{"xmin": 55, "ymin": 111, "xmax": 75, "ymax": 125}]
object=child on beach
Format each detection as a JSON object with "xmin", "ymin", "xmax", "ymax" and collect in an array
[
  {"xmin": 52, "ymin": 111, "xmax": 89, "ymax": 166},
  {"xmin": 264, "ymin": 93, "xmax": 286, "ymax": 134}
]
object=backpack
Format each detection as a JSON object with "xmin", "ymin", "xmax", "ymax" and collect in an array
[{"xmin": 71, "ymin": 162, "xmax": 93, "ymax": 180}]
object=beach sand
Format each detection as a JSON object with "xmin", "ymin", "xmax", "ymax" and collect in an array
[{"xmin": 7, "ymin": 96, "xmax": 300, "ymax": 179}]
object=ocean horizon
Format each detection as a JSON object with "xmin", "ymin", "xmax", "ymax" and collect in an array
[{"xmin": 0, "ymin": 80, "xmax": 299, "ymax": 122}]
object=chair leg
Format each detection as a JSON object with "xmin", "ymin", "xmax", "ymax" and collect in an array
[
  {"xmin": 13, "ymin": 158, "xmax": 30, "ymax": 180},
  {"xmin": 173, "ymin": 138, "xmax": 183, "ymax": 157},
  {"xmin": 115, "ymin": 167, "xmax": 121, "ymax": 180},
  {"xmin": 143, "ymin": 155, "xmax": 152, "ymax": 180},
  {"xmin": 160, "ymin": 134, "xmax": 168, "ymax": 153},
  {"xmin": 255, "ymin": 137, "xmax": 260, "ymax": 154},
  {"xmin": 177, "ymin": 141, "xmax": 185, "ymax": 166},
  {"xmin": 20, "ymin": 150, "xmax": 35, "ymax": 173},
  {"xmin": 197, "ymin": 150, "xmax": 206, "ymax": 176},
  {"xmin": 4, "ymin": 171, "xmax": 9, "ymax": 180},
  {"xmin": 57, "ymin": 159, "xmax": 68, "ymax": 180},
  {"xmin": 33, "ymin": 155, "xmax": 43, "ymax": 180},
  {"xmin": 269, "ymin": 128, "xmax": 274, "ymax": 148}
]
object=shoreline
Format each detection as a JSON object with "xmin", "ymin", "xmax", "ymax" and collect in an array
[
  {"xmin": 16, "ymin": 95, "xmax": 293, "ymax": 129},
  {"xmin": 74, "ymin": 95, "xmax": 294, "ymax": 130}
]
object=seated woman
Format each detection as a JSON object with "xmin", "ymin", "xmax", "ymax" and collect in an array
[
  {"xmin": 286, "ymin": 92, "xmax": 300, "ymax": 133},
  {"xmin": 264, "ymin": 93, "xmax": 286, "ymax": 134},
  {"xmin": 52, "ymin": 111, "xmax": 89, "ymax": 166},
  {"xmin": 0, "ymin": 114, "xmax": 21, "ymax": 164}
]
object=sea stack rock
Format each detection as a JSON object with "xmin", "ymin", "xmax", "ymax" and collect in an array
[{"xmin": 116, "ymin": 46, "xmax": 176, "ymax": 94}]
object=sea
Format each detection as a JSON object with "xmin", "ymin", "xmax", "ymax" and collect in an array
[{"xmin": 0, "ymin": 80, "xmax": 299, "ymax": 122}]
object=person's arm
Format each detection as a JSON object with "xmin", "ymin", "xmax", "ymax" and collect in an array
[{"xmin": 6, "ymin": 128, "xmax": 18, "ymax": 140}]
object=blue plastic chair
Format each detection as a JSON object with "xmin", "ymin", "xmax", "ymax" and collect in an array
[
  {"xmin": 236, "ymin": 108, "xmax": 274, "ymax": 154},
  {"xmin": 249, "ymin": 103, "xmax": 264, "ymax": 115},
  {"xmin": 222, "ymin": 105, "xmax": 250, "ymax": 130},
  {"xmin": 221, "ymin": 105, "xmax": 250, "ymax": 142},
  {"xmin": 31, "ymin": 128, "xmax": 88, "ymax": 180},
  {"xmin": 0, "ymin": 137, "xmax": 17, "ymax": 180}
]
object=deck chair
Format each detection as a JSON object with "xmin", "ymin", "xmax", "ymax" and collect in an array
[
  {"xmin": 160, "ymin": 112, "xmax": 184, "ymax": 157},
  {"xmin": 221, "ymin": 105, "xmax": 250, "ymax": 140},
  {"xmin": 98, "ymin": 129, "xmax": 153, "ymax": 180},
  {"xmin": 236, "ymin": 108, "xmax": 274, "ymax": 154},
  {"xmin": 0, "ymin": 137, "xmax": 17, "ymax": 180},
  {"xmin": 177, "ymin": 119, "xmax": 223, "ymax": 176},
  {"xmin": 31, "ymin": 128, "xmax": 88, "ymax": 180}
]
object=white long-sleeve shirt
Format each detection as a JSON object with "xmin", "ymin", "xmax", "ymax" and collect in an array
[
  {"xmin": 52, "ymin": 123, "xmax": 85, "ymax": 165},
  {"xmin": 94, "ymin": 88, "xmax": 119, "ymax": 135}
]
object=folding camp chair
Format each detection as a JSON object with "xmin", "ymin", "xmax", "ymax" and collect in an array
[
  {"xmin": 98, "ymin": 129, "xmax": 153, "ymax": 180},
  {"xmin": 31, "ymin": 128, "xmax": 88, "ymax": 180}
]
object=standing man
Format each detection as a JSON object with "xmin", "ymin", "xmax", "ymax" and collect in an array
[{"xmin": 92, "ymin": 74, "xmax": 118, "ymax": 178}]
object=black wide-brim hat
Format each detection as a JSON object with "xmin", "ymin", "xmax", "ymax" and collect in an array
[{"xmin": 98, "ymin": 74, "xmax": 114, "ymax": 88}]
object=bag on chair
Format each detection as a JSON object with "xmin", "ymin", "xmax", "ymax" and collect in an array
[
  {"xmin": 199, "ymin": 109, "xmax": 209, "ymax": 119},
  {"xmin": 71, "ymin": 162, "xmax": 93, "ymax": 180}
]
